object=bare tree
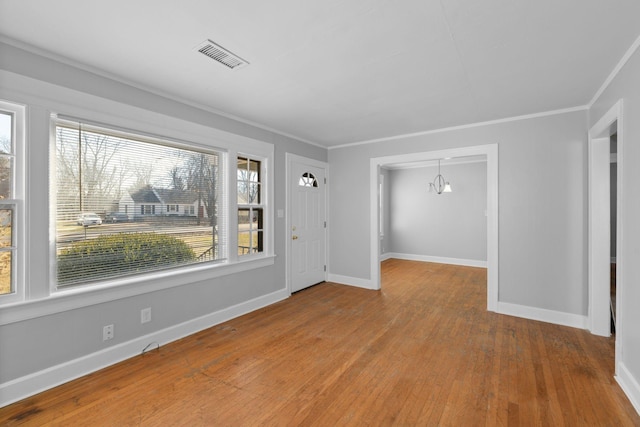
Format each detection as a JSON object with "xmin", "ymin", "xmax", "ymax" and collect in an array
[
  {"xmin": 237, "ymin": 168, "xmax": 260, "ymax": 204},
  {"xmin": 56, "ymin": 127, "xmax": 133, "ymax": 218},
  {"xmin": 170, "ymin": 166, "xmax": 185, "ymax": 191},
  {"xmin": 183, "ymin": 153, "xmax": 218, "ymax": 227},
  {"xmin": 0, "ymin": 136, "xmax": 10, "ymax": 199},
  {"xmin": 131, "ymin": 162, "xmax": 154, "ymax": 191}
]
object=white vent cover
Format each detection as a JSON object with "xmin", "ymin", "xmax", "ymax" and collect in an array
[{"xmin": 195, "ymin": 40, "xmax": 249, "ymax": 69}]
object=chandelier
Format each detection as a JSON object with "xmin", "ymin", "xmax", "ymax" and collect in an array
[{"xmin": 428, "ymin": 159, "xmax": 452, "ymax": 194}]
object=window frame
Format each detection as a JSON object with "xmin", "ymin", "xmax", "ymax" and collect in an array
[
  {"xmin": 46, "ymin": 114, "xmax": 275, "ymax": 295},
  {"xmin": 236, "ymin": 155, "xmax": 266, "ymax": 257},
  {"xmin": 0, "ymin": 100, "xmax": 26, "ymax": 305},
  {"xmin": 0, "ymin": 92, "xmax": 274, "ymax": 321},
  {"xmin": 52, "ymin": 117, "xmax": 230, "ymax": 289}
]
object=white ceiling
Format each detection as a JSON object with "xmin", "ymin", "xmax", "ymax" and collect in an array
[{"xmin": 1, "ymin": 1, "xmax": 639, "ymax": 147}]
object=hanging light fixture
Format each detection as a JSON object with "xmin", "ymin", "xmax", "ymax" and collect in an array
[{"xmin": 429, "ymin": 159, "xmax": 452, "ymax": 194}]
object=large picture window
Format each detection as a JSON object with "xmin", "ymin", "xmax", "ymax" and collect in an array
[
  {"xmin": 55, "ymin": 119, "xmax": 225, "ymax": 287},
  {"xmin": 0, "ymin": 91, "xmax": 273, "ymax": 319}
]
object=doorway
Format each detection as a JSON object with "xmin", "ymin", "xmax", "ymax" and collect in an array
[
  {"xmin": 286, "ymin": 153, "xmax": 328, "ymax": 293},
  {"xmin": 610, "ymin": 135, "xmax": 618, "ymax": 333},
  {"xmin": 369, "ymin": 144, "xmax": 499, "ymax": 311},
  {"xmin": 588, "ymin": 100, "xmax": 623, "ymax": 374}
]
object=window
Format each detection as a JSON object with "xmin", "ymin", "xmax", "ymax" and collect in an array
[
  {"xmin": 55, "ymin": 119, "xmax": 225, "ymax": 287},
  {"xmin": 237, "ymin": 156, "xmax": 263, "ymax": 255},
  {"xmin": 299, "ymin": 172, "xmax": 318, "ymax": 187},
  {"xmin": 0, "ymin": 87, "xmax": 273, "ymax": 319},
  {"xmin": 0, "ymin": 101, "xmax": 24, "ymax": 301},
  {"xmin": 141, "ymin": 205, "xmax": 156, "ymax": 215}
]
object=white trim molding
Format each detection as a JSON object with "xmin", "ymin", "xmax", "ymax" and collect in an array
[
  {"xmin": 587, "ymin": 100, "xmax": 624, "ymax": 380},
  {"xmin": 0, "ymin": 256, "xmax": 276, "ymax": 326},
  {"xmin": 0, "ymin": 288, "xmax": 289, "ymax": 407},
  {"xmin": 589, "ymin": 34, "xmax": 640, "ymax": 107},
  {"xmin": 497, "ymin": 302, "xmax": 588, "ymax": 330},
  {"xmin": 327, "ymin": 274, "xmax": 375, "ymax": 290},
  {"xmin": 385, "ymin": 253, "xmax": 487, "ymax": 268},
  {"xmin": 369, "ymin": 144, "xmax": 499, "ymax": 311},
  {"xmin": 616, "ymin": 363, "xmax": 640, "ymax": 416},
  {"xmin": 379, "ymin": 253, "xmax": 393, "ymax": 262},
  {"xmin": 0, "ymin": 37, "xmax": 324, "ymax": 149},
  {"xmin": 331, "ymin": 106, "xmax": 586, "ymax": 150}
]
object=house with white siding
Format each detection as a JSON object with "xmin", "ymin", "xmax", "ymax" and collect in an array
[{"xmin": 119, "ymin": 185, "xmax": 205, "ymax": 219}]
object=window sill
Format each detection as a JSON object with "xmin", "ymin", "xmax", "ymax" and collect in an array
[{"xmin": 0, "ymin": 255, "xmax": 276, "ymax": 326}]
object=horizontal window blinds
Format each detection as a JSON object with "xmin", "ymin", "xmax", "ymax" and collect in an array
[{"xmin": 55, "ymin": 119, "xmax": 225, "ymax": 287}]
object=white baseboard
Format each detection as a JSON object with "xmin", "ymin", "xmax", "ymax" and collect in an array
[
  {"xmin": 379, "ymin": 252, "xmax": 393, "ymax": 261},
  {"xmin": 0, "ymin": 288, "xmax": 289, "ymax": 408},
  {"xmin": 497, "ymin": 301, "xmax": 588, "ymax": 330},
  {"xmin": 386, "ymin": 253, "xmax": 487, "ymax": 268},
  {"xmin": 616, "ymin": 362, "xmax": 640, "ymax": 416},
  {"xmin": 327, "ymin": 274, "xmax": 376, "ymax": 290}
]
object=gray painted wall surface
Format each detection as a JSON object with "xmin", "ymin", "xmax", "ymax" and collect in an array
[
  {"xmin": 329, "ymin": 110, "xmax": 587, "ymax": 315},
  {"xmin": 0, "ymin": 44, "xmax": 327, "ymax": 383},
  {"xmin": 389, "ymin": 161, "xmax": 487, "ymax": 261},
  {"xmin": 589, "ymin": 44, "xmax": 640, "ymax": 390}
]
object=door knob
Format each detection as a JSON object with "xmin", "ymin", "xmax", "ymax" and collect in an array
[{"xmin": 292, "ymin": 235, "xmax": 298, "ymax": 240}]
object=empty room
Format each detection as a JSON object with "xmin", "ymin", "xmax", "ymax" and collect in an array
[{"xmin": 1, "ymin": 1, "xmax": 640, "ymax": 425}]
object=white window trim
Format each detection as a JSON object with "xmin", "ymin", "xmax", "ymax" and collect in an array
[
  {"xmin": 379, "ymin": 173, "xmax": 384, "ymax": 238},
  {"xmin": 235, "ymin": 153, "xmax": 270, "ymax": 260},
  {"xmin": 0, "ymin": 83, "xmax": 275, "ymax": 325},
  {"xmin": 0, "ymin": 99, "xmax": 25, "ymax": 306}
]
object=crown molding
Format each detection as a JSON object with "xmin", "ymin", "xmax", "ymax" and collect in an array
[
  {"xmin": 589, "ymin": 34, "xmax": 640, "ymax": 108},
  {"xmin": 0, "ymin": 36, "xmax": 324, "ymax": 149},
  {"xmin": 329, "ymin": 105, "xmax": 588, "ymax": 150},
  {"xmin": 7, "ymin": 31, "xmax": 639, "ymax": 151}
]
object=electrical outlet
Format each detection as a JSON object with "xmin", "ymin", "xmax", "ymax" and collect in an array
[
  {"xmin": 103, "ymin": 324, "xmax": 114, "ymax": 341},
  {"xmin": 141, "ymin": 307, "xmax": 151, "ymax": 324}
]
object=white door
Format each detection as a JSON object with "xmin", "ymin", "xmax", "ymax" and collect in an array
[{"xmin": 289, "ymin": 156, "xmax": 327, "ymax": 292}]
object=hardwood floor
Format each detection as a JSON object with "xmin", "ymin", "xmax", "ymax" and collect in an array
[{"xmin": 1, "ymin": 259, "xmax": 638, "ymax": 426}]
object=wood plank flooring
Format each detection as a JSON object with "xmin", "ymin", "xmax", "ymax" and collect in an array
[{"xmin": 1, "ymin": 259, "xmax": 638, "ymax": 425}]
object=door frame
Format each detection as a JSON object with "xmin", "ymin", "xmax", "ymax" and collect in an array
[
  {"xmin": 588, "ymin": 100, "xmax": 624, "ymax": 371},
  {"xmin": 369, "ymin": 144, "xmax": 499, "ymax": 312},
  {"xmin": 285, "ymin": 153, "xmax": 329, "ymax": 295}
]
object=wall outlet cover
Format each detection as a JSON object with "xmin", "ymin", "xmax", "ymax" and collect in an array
[{"xmin": 141, "ymin": 308, "xmax": 151, "ymax": 324}]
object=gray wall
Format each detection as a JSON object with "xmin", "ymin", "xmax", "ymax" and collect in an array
[
  {"xmin": 389, "ymin": 161, "xmax": 487, "ymax": 262},
  {"xmin": 589, "ymin": 42, "xmax": 640, "ymax": 390},
  {"xmin": 0, "ymin": 43, "xmax": 327, "ymax": 384},
  {"xmin": 329, "ymin": 110, "xmax": 587, "ymax": 315}
]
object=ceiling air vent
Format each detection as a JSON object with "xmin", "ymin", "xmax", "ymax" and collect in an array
[{"xmin": 195, "ymin": 40, "xmax": 249, "ymax": 69}]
